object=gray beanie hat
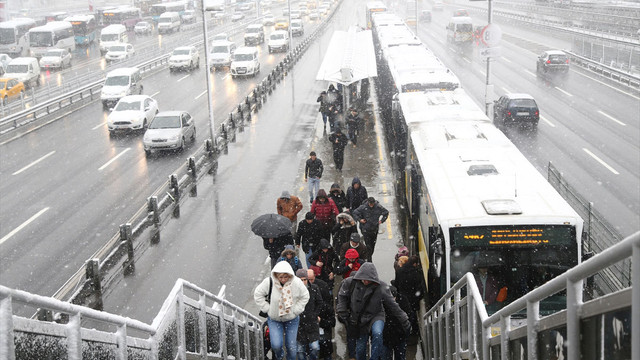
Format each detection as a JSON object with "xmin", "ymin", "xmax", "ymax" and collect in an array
[{"xmin": 281, "ymin": 190, "xmax": 291, "ymax": 199}]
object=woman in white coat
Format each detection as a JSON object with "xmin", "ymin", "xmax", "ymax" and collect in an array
[{"xmin": 255, "ymin": 261, "xmax": 310, "ymax": 360}]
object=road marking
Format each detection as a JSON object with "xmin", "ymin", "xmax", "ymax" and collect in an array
[
  {"xmin": 540, "ymin": 115, "xmax": 555, "ymax": 127},
  {"xmin": 597, "ymin": 110, "xmax": 626, "ymax": 126},
  {"xmin": 98, "ymin": 148, "xmax": 131, "ymax": 171},
  {"xmin": 524, "ymin": 70, "xmax": 536, "ymax": 77},
  {"xmin": 574, "ymin": 71, "xmax": 640, "ymax": 101},
  {"xmin": 554, "ymin": 87, "xmax": 573, "ymax": 97},
  {"xmin": 501, "ymin": 57, "xmax": 512, "ymax": 63},
  {"xmin": 12, "ymin": 151, "xmax": 55, "ymax": 175},
  {"xmin": 223, "ymin": 73, "xmax": 231, "ymax": 80},
  {"xmin": 177, "ymin": 74, "xmax": 190, "ymax": 82},
  {"xmin": 92, "ymin": 121, "xmax": 107, "ymax": 130},
  {"xmin": 150, "ymin": 91, "xmax": 160, "ymax": 98},
  {"xmin": 0, "ymin": 207, "xmax": 50, "ymax": 245},
  {"xmin": 583, "ymin": 148, "xmax": 619, "ymax": 175},
  {"xmin": 463, "ymin": 57, "xmax": 471, "ymax": 64},
  {"xmin": 502, "ymin": 87, "xmax": 511, "ymax": 94},
  {"xmin": 195, "ymin": 90, "xmax": 207, "ymax": 99}
]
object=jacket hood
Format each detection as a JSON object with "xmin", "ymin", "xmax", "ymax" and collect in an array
[
  {"xmin": 272, "ymin": 260, "xmax": 295, "ymax": 278},
  {"xmin": 353, "ymin": 262, "xmax": 380, "ymax": 284},
  {"xmin": 281, "ymin": 247, "xmax": 296, "ymax": 257},
  {"xmin": 315, "ymin": 189, "xmax": 328, "ymax": 200},
  {"xmin": 352, "ymin": 177, "xmax": 361, "ymax": 186},
  {"xmin": 330, "ymin": 183, "xmax": 341, "ymax": 192},
  {"xmin": 345, "ymin": 248, "xmax": 359, "ymax": 259},
  {"xmin": 336, "ymin": 212, "xmax": 355, "ymax": 225},
  {"xmin": 319, "ymin": 238, "xmax": 331, "ymax": 249}
]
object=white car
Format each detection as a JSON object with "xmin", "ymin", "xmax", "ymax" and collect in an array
[
  {"xmin": 143, "ymin": 111, "xmax": 196, "ymax": 155},
  {"xmin": 181, "ymin": 10, "xmax": 196, "ymax": 23},
  {"xmin": 290, "ymin": 10, "xmax": 301, "ymax": 19},
  {"xmin": 134, "ymin": 21, "xmax": 152, "ymax": 35},
  {"xmin": 230, "ymin": 46, "xmax": 260, "ymax": 78},
  {"xmin": 107, "ymin": 95, "xmax": 159, "ymax": 135},
  {"xmin": 105, "ymin": 44, "xmax": 135, "ymax": 62},
  {"xmin": 268, "ymin": 30, "xmax": 289, "ymax": 53},
  {"xmin": 309, "ymin": 10, "xmax": 320, "ymax": 20},
  {"xmin": 169, "ymin": 46, "xmax": 200, "ymax": 72},
  {"xmin": 39, "ymin": 49, "xmax": 72, "ymax": 69},
  {"xmin": 212, "ymin": 33, "xmax": 230, "ymax": 42},
  {"xmin": 290, "ymin": 19, "xmax": 304, "ymax": 37},
  {"xmin": 231, "ymin": 12, "xmax": 245, "ymax": 22},
  {"xmin": 262, "ymin": 14, "xmax": 275, "ymax": 26}
]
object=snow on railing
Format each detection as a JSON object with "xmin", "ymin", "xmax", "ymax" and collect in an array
[{"xmin": 0, "ymin": 278, "xmax": 264, "ymax": 360}]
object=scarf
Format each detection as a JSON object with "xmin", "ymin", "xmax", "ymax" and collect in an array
[{"xmin": 276, "ymin": 280, "xmax": 294, "ymax": 317}]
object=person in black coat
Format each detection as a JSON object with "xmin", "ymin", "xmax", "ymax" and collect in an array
[
  {"xmin": 331, "ymin": 212, "xmax": 357, "ymax": 251},
  {"xmin": 308, "ymin": 238, "xmax": 339, "ymax": 290},
  {"xmin": 328, "ymin": 127, "xmax": 349, "ymax": 171},
  {"xmin": 346, "ymin": 177, "xmax": 368, "ymax": 213},
  {"xmin": 316, "ymin": 91, "xmax": 330, "ymax": 129},
  {"xmin": 296, "ymin": 269, "xmax": 323, "ymax": 359},
  {"xmin": 263, "ymin": 232, "xmax": 294, "ymax": 268},
  {"xmin": 352, "ymin": 197, "xmax": 389, "ymax": 260},
  {"xmin": 295, "ymin": 212, "xmax": 324, "ymax": 262},
  {"xmin": 346, "ymin": 107, "xmax": 361, "ymax": 146},
  {"xmin": 393, "ymin": 255, "xmax": 425, "ymax": 336},
  {"xmin": 307, "ymin": 269, "xmax": 335, "ymax": 360},
  {"xmin": 383, "ymin": 286, "xmax": 412, "ymax": 360},
  {"xmin": 328, "ymin": 183, "xmax": 348, "ymax": 213}
]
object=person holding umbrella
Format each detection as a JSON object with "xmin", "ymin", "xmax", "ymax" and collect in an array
[{"xmin": 252, "ymin": 214, "xmax": 296, "ymax": 268}]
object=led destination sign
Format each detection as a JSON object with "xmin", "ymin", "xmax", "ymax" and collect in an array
[{"xmin": 452, "ymin": 225, "xmax": 574, "ymax": 247}]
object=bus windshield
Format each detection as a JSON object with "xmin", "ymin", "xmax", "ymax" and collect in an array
[
  {"xmin": 70, "ymin": 22, "xmax": 88, "ymax": 35},
  {"xmin": 0, "ymin": 28, "xmax": 15, "ymax": 44},
  {"xmin": 30, "ymin": 32, "xmax": 53, "ymax": 46}
]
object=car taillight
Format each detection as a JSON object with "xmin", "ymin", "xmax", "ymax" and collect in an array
[
  {"xmin": 507, "ymin": 111, "xmax": 511, "ymax": 117},
  {"xmin": 535, "ymin": 110, "xmax": 539, "ymax": 116},
  {"xmin": 546, "ymin": 60, "xmax": 551, "ymax": 64},
  {"xmin": 565, "ymin": 59, "xmax": 569, "ymax": 64}
]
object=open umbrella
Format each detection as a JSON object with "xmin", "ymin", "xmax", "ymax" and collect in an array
[{"xmin": 251, "ymin": 213, "xmax": 292, "ymax": 238}]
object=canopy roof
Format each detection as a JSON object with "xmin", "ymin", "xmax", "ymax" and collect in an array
[{"xmin": 315, "ymin": 27, "xmax": 377, "ymax": 85}]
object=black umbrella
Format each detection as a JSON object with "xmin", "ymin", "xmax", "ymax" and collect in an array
[{"xmin": 251, "ymin": 213, "xmax": 292, "ymax": 238}]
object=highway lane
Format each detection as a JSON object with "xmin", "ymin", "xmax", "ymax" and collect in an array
[
  {"xmin": 417, "ymin": 7, "xmax": 639, "ymax": 236},
  {"xmin": 0, "ymin": 9, "xmax": 333, "ymax": 296}
]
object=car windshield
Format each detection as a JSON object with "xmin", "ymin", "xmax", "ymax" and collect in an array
[
  {"xmin": 45, "ymin": 50, "xmax": 63, "ymax": 57},
  {"xmin": 158, "ymin": 17, "xmax": 172, "ymax": 23},
  {"xmin": 247, "ymin": 28, "xmax": 259, "ymax": 33},
  {"xmin": 234, "ymin": 53, "xmax": 254, "ymax": 61},
  {"xmin": 104, "ymin": 75, "xmax": 129, "ymax": 86},
  {"xmin": 271, "ymin": 34, "xmax": 284, "ymax": 40},
  {"xmin": 6, "ymin": 64, "xmax": 28, "ymax": 73},
  {"xmin": 136, "ymin": 22, "xmax": 148, "ymax": 27},
  {"xmin": 212, "ymin": 46, "xmax": 229, "ymax": 53},
  {"xmin": 149, "ymin": 115, "xmax": 180, "ymax": 129},
  {"xmin": 213, "ymin": 34, "xmax": 227, "ymax": 40},
  {"xmin": 173, "ymin": 49, "xmax": 190, "ymax": 55},
  {"xmin": 115, "ymin": 100, "xmax": 141, "ymax": 111},
  {"xmin": 109, "ymin": 46, "xmax": 126, "ymax": 52},
  {"xmin": 457, "ymin": 24, "xmax": 473, "ymax": 32},
  {"xmin": 0, "ymin": 80, "xmax": 7, "ymax": 88},
  {"xmin": 0, "ymin": 28, "xmax": 15, "ymax": 45},
  {"xmin": 549, "ymin": 54, "xmax": 568, "ymax": 62},
  {"xmin": 509, "ymin": 99, "xmax": 537, "ymax": 107},
  {"xmin": 101, "ymin": 34, "xmax": 119, "ymax": 41}
]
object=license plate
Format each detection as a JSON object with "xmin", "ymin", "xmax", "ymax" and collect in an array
[{"xmin": 516, "ymin": 112, "xmax": 529, "ymax": 116}]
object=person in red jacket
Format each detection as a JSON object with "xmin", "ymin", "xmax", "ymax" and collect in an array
[
  {"xmin": 310, "ymin": 189, "xmax": 339, "ymax": 242},
  {"xmin": 336, "ymin": 249, "xmax": 364, "ymax": 279}
]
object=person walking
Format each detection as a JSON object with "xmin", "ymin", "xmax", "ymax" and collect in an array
[
  {"xmin": 278, "ymin": 245, "xmax": 304, "ymax": 273},
  {"xmin": 393, "ymin": 255, "xmax": 425, "ymax": 337},
  {"xmin": 305, "ymin": 152, "xmax": 324, "ymax": 204},
  {"xmin": 336, "ymin": 263, "xmax": 410, "ymax": 360},
  {"xmin": 335, "ymin": 248, "xmax": 365, "ymax": 279},
  {"xmin": 277, "ymin": 190, "xmax": 303, "ymax": 235},
  {"xmin": 328, "ymin": 183, "xmax": 348, "ymax": 213},
  {"xmin": 308, "ymin": 238, "xmax": 339, "ymax": 290},
  {"xmin": 382, "ymin": 286, "xmax": 412, "ymax": 360},
  {"xmin": 310, "ymin": 189, "xmax": 340, "ymax": 242},
  {"xmin": 346, "ymin": 177, "xmax": 368, "ymax": 213},
  {"xmin": 295, "ymin": 212, "xmax": 324, "ymax": 265},
  {"xmin": 264, "ymin": 232, "xmax": 295, "ymax": 268},
  {"xmin": 295, "ymin": 269, "xmax": 323, "ymax": 360},
  {"xmin": 316, "ymin": 91, "xmax": 331, "ymax": 129},
  {"xmin": 254, "ymin": 261, "xmax": 310, "ymax": 360},
  {"xmin": 307, "ymin": 269, "xmax": 335, "ymax": 360},
  {"xmin": 339, "ymin": 233, "xmax": 370, "ymax": 263},
  {"xmin": 331, "ymin": 212, "xmax": 357, "ymax": 251},
  {"xmin": 352, "ymin": 197, "xmax": 389, "ymax": 261},
  {"xmin": 328, "ymin": 127, "xmax": 349, "ymax": 171},
  {"xmin": 346, "ymin": 108, "xmax": 361, "ymax": 146}
]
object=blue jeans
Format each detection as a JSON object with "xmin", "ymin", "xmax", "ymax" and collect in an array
[
  {"xmin": 297, "ymin": 340, "xmax": 320, "ymax": 359},
  {"xmin": 305, "ymin": 248, "xmax": 314, "ymax": 266},
  {"xmin": 321, "ymin": 112, "xmax": 328, "ymax": 125},
  {"xmin": 268, "ymin": 316, "xmax": 300, "ymax": 360},
  {"xmin": 356, "ymin": 320, "xmax": 384, "ymax": 360},
  {"xmin": 383, "ymin": 339, "xmax": 407, "ymax": 360},
  {"xmin": 308, "ymin": 177, "xmax": 320, "ymax": 202}
]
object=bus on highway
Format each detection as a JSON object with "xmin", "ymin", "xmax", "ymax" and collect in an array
[
  {"xmin": 150, "ymin": 1, "xmax": 189, "ymax": 24},
  {"xmin": 64, "ymin": 15, "xmax": 97, "ymax": 46},
  {"xmin": 365, "ymin": 1, "xmax": 387, "ymax": 29},
  {"xmin": 0, "ymin": 18, "xmax": 37, "ymax": 57},
  {"xmin": 102, "ymin": 7, "xmax": 143, "ymax": 30},
  {"xmin": 28, "ymin": 21, "xmax": 75, "ymax": 58}
]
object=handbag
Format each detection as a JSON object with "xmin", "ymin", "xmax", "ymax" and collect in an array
[
  {"xmin": 258, "ymin": 278, "xmax": 273, "ymax": 318},
  {"xmin": 309, "ymin": 265, "xmax": 322, "ymax": 276}
]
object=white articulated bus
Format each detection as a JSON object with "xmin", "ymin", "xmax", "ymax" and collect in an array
[
  {"xmin": 28, "ymin": 21, "xmax": 75, "ymax": 58},
  {"xmin": 0, "ymin": 18, "xmax": 37, "ymax": 57}
]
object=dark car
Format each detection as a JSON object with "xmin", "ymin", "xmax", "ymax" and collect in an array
[
  {"xmin": 493, "ymin": 94, "xmax": 539, "ymax": 128},
  {"xmin": 420, "ymin": 10, "xmax": 432, "ymax": 22},
  {"xmin": 536, "ymin": 50, "xmax": 569, "ymax": 76}
]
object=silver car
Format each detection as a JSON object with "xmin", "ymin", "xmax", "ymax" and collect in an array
[{"xmin": 143, "ymin": 111, "xmax": 196, "ymax": 155}]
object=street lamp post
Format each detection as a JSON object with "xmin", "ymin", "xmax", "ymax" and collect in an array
[
  {"xmin": 485, "ymin": 0, "xmax": 493, "ymax": 115},
  {"xmin": 201, "ymin": 0, "xmax": 216, "ymax": 144}
]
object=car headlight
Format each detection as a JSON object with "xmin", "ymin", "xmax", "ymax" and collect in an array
[
  {"xmin": 119, "ymin": 90, "xmax": 128, "ymax": 97},
  {"xmin": 169, "ymin": 134, "xmax": 180, "ymax": 141}
]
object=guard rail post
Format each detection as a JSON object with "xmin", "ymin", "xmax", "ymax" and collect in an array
[
  {"xmin": 148, "ymin": 196, "xmax": 160, "ymax": 244},
  {"xmin": 121, "ymin": 224, "xmax": 135, "ymax": 276},
  {"xmin": 237, "ymin": 103, "xmax": 244, "ymax": 122},
  {"xmin": 85, "ymin": 258, "xmax": 103, "ymax": 311},
  {"xmin": 170, "ymin": 174, "xmax": 180, "ymax": 218},
  {"xmin": 245, "ymin": 95, "xmax": 251, "ymax": 113},
  {"xmin": 188, "ymin": 157, "xmax": 197, "ymax": 197}
]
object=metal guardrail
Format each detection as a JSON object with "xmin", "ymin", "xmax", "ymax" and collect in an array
[
  {"xmin": 52, "ymin": 2, "xmax": 341, "ymax": 311},
  {"xmin": 1, "ymin": 279, "xmax": 263, "ymax": 360},
  {"xmin": 423, "ymin": 231, "xmax": 639, "ymax": 360},
  {"xmin": 565, "ymin": 50, "xmax": 640, "ymax": 89}
]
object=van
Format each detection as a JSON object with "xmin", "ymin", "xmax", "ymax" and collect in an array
[
  {"xmin": 101, "ymin": 67, "xmax": 143, "ymax": 109},
  {"xmin": 446, "ymin": 16, "xmax": 473, "ymax": 46},
  {"xmin": 100, "ymin": 24, "xmax": 128, "ymax": 54},
  {"xmin": 4, "ymin": 57, "xmax": 40, "ymax": 88},
  {"xmin": 268, "ymin": 30, "xmax": 289, "ymax": 53},
  {"xmin": 209, "ymin": 40, "xmax": 236, "ymax": 69},
  {"xmin": 230, "ymin": 46, "xmax": 260, "ymax": 78},
  {"xmin": 157, "ymin": 12, "xmax": 181, "ymax": 34}
]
